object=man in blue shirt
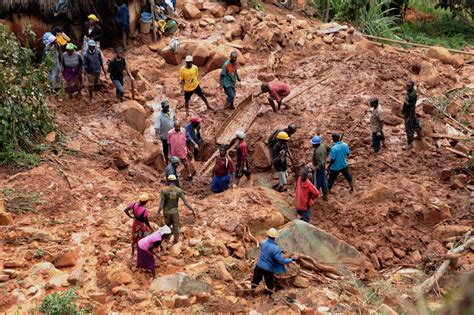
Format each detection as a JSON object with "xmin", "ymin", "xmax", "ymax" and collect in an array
[
  {"xmin": 83, "ymin": 40, "xmax": 106, "ymax": 100},
  {"xmin": 328, "ymin": 133, "xmax": 354, "ymax": 192},
  {"xmin": 220, "ymin": 51, "xmax": 241, "ymax": 109},
  {"xmin": 185, "ymin": 116, "xmax": 202, "ymax": 161},
  {"xmin": 251, "ymin": 228, "xmax": 296, "ymax": 292},
  {"xmin": 155, "ymin": 99, "xmax": 174, "ymax": 164}
]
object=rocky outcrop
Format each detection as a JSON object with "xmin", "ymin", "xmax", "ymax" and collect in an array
[{"xmin": 112, "ymin": 101, "xmax": 148, "ymax": 133}]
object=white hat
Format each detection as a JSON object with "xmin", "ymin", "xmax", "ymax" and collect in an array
[
  {"xmin": 159, "ymin": 225, "xmax": 172, "ymax": 235},
  {"xmin": 236, "ymin": 130, "xmax": 245, "ymax": 139},
  {"xmin": 185, "ymin": 55, "xmax": 193, "ymax": 62}
]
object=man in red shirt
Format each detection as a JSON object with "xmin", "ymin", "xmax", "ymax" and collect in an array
[
  {"xmin": 295, "ymin": 166, "xmax": 320, "ymax": 223},
  {"xmin": 255, "ymin": 81, "xmax": 291, "ymax": 113},
  {"xmin": 168, "ymin": 120, "xmax": 194, "ymax": 180},
  {"xmin": 211, "ymin": 144, "xmax": 235, "ymax": 193}
]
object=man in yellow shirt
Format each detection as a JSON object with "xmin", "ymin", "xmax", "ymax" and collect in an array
[{"xmin": 179, "ymin": 55, "xmax": 213, "ymax": 116}]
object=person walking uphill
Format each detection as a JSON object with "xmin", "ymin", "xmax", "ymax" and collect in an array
[
  {"xmin": 251, "ymin": 228, "xmax": 296, "ymax": 292},
  {"xmin": 155, "ymin": 99, "xmax": 174, "ymax": 164},
  {"xmin": 211, "ymin": 145, "xmax": 235, "ymax": 193},
  {"xmin": 168, "ymin": 120, "xmax": 194, "ymax": 180},
  {"xmin": 108, "ymin": 47, "xmax": 134, "ymax": 102},
  {"xmin": 62, "ymin": 43, "xmax": 83, "ymax": 96},
  {"xmin": 137, "ymin": 225, "xmax": 172, "ymax": 279},
  {"xmin": 82, "ymin": 14, "xmax": 102, "ymax": 52},
  {"xmin": 328, "ymin": 133, "xmax": 354, "ymax": 192},
  {"xmin": 369, "ymin": 98, "xmax": 385, "ymax": 153},
  {"xmin": 43, "ymin": 34, "xmax": 61, "ymax": 89},
  {"xmin": 185, "ymin": 116, "xmax": 202, "ymax": 161},
  {"xmin": 123, "ymin": 193, "xmax": 153, "ymax": 258},
  {"xmin": 295, "ymin": 167, "xmax": 320, "ymax": 223},
  {"xmin": 220, "ymin": 51, "xmax": 241, "ymax": 109},
  {"xmin": 234, "ymin": 130, "xmax": 251, "ymax": 186},
  {"xmin": 83, "ymin": 40, "xmax": 106, "ymax": 99},
  {"xmin": 180, "ymin": 56, "xmax": 212, "ymax": 116},
  {"xmin": 165, "ymin": 156, "xmax": 181, "ymax": 188},
  {"xmin": 311, "ymin": 135, "xmax": 330, "ymax": 200},
  {"xmin": 157, "ymin": 175, "xmax": 197, "ymax": 244},
  {"xmin": 254, "ymin": 81, "xmax": 291, "ymax": 113},
  {"xmin": 402, "ymin": 80, "xmax": 422, "ymax": 150},
  {"xmin": 271, "ymin": 132, "xmax": 290, "ymax": 192}
]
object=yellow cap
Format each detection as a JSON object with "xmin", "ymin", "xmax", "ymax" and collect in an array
[
  {"xmin": 138, "ymin": 192, "xmax": 149, "ymax": 202},
  {"xmin": 88, "ymin": 14, "xmax": 99, "ymax": 22},
  {"xmin": 167, "ymin": 174, "xmax": 177, "ymax": 181},
  {"xmin": 276, "ymin": 131, "xmax": 289, "ymax": 140},
  {"xmin": 267, "ymin": 228, "xmax": 279, "ymax": 238}
]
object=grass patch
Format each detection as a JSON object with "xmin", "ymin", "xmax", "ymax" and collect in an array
[
  {"xmin": 39, "ymin": 288, "xmax": 86, "ymax": 315},
  {"xmin": 1, "ymin": 188, "xmax": 46, "ymax": 215}
]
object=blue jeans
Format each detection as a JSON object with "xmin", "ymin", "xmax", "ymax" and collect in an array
[
  {"xmin": 313, "ymin": 167, "xmax": 328, "ymax": 195},
  {"xmin": 48, "ymin": 63, "xmax": 61, "ymax": 88},
  {"xmin": 371, "ymin": 132, "xmax": 385, "ymax": 152},
  {"xmin": 296, "ymin": 208, "xmax": 313, "ymax": 222},
  {"xmin": 211, "ymin": 174, "xmax": 230, "ymax": 193},
  {"xmin": 223, "ymin": 86, "xmax": 236, "ymax": 104},
  {"xmin": 112, "ymin": 79, "xmax": 125, "ymax": 96}
]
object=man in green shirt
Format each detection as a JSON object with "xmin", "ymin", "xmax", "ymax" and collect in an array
[{"xmin": 157, "ymin": 175, "xmax": 197, "ymax": 244}]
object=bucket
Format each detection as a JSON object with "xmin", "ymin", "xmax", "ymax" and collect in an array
[
  {"xmin": 140, "ymin": 11, "xmax": 153, "ymax": 34},
  {"xmin": 140, "ymin": 12, "xmax": 152, "ymax": 22}
]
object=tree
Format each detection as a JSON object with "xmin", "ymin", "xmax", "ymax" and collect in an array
[
  {"xmin": 0, "ymin": 25, "xmax": 54, "ymax": 166},
  {"xmin": 435, "ymin": 0, "xmax": 474, "ymax": 27}
]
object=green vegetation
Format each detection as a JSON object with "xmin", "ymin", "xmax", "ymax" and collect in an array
[
  {"xmin": 356, "ymin": 0, "xmax": 401, "ymax": 38},
  {"xmin": 39, "ymin": 289, "xmax": 85, "ymax": 315},
  {"xmin": 0, "ymin": 188, "xmax": 45, "ymax": 215},
  {"xmin": 0, "ymin": 25, "xmax": 54, "ymax": 167},
  {"xmin": 250, "ymin": 0, "xmax": 264, "ymax": 11}
]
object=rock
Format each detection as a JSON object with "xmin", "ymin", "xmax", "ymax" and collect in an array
[
  {"xmin": 451, "ymin": 55, "xmax": 464, "ymax": 67},
  {"xmin": 450, "ymin": 179, "xmax": 464, "ymax": 190},
  {"xmin": 150, "ymin": 272, "xmax": 212, "ymax": 295},
  {"xmin": 419, "ymin": 61, "xmax": 440, "ymax": 88},
  {"xmin": 53, "ymin": 249, "xmax": 79, "ymax": 268},
  {"xmin": 174, "ymin": 295, "xmax": 192, "ymax": 308},
  {"xmin": 229, "ymin": 25, "xmax": 243, "ymax": 38},
  {"xmin": 226, "ymin": 5, "xmax": 240, "ymax": 15},
  {"xmin": 422, "ymin": 102, "xmax": 436, "ymax": 115},
  {"xmin": 113, "ymin": 150, "xmax": 130, "ymax": 168},
  {"xmin": 0, "ymin": 196, "xmax": 13, "ymax": 226},
  {"xmin": 4, "ymin": 260, "xmax": 24, "ymax": 268},
  {"xmin": 370, "ymin": 253, "xmax": 381, "ymax": 269},
  {"xmin": 440, "ymin": 168, "xmax": 452, "ymax": 181},
  {"xmin": 356, "ymin": 40, "xmax": 379, "ymax": 55},
  {"xmin": 426, "ymin": 46, "xmax": 454, "ymax": 64},
  {"xmin": 67, "ymin": 267, "xmax": 84, "ymax": 286},
  {"xmin": 447, "ymin": 100, "xmax": 462, "ymax": 117},
  {"xmin": 292, "ymin": 19, "xmax": 309, "ymax": 29},
  {"xmin": 48, "ymin": 272, "xmax": 69, "ymax": 288},
  {"xmin": 384, "ymin": 114, "xmax": 403, "ymax": 126},
  {"xmin": 106, "ymin": 263, "xmax": 133, "ymax": 287},
  {"xmin": 251, "ymin": 142, "xmax": 271, "ymax": 170},
  {"xmin": 410, "ymin": 250, "xmax": 422, "ymax": 263},
  {"xmin": 0, "ymin": 275, "xmax": 9, "ymax": 282},
  {"xmin": 293, "ymin": 275, "xmax": 309, "ymax": 288},
  {"xmin": 380, "ymin": 304, "xmax": 398, "ymax": 315},
  {"xmin": 192, "ymin": 43, "xmax": 214, "ymax": 66},
  {"xmin": 142, "ymin": 142, "xmax": 161, "ymax": 165},
  {"xmin": 223, "ymin": 15, "xmax": 235, "ymax": 23},
  {"xmin": 423, "ymin": 197, "xmax": 452, "ymax": 225},
  {"xmin": 183, "ymin": 3, "xmax": 202, "ymax": 19},
  {"xmin": 454, "ymin": 142, "xmax": 470, "ymax": 155},
  {"xmin": 208, "ymin": 3, "xmax": 226, "ymax": 18},
  {"xmin": 131, "ymin": 291, "xmax": 149, "ymax": 303},
  {"xmin": 195, "ymin": 292, "xmax": 211, "ymax": 303},
  {"xmin": 29, "ymin": 262, "xmax": 55, "ymax": 274},
  {"xmin": 45, "ymin": 131, "xmax": 57, "ymax": 143},
  {"xmin": 112, "ymin": 101, "xmax": 147, "ymax": 133},
  {"xmin": 363, "ymin": 184, "xmax": 390, "ymax": 202},
  {"xmin": 9, "ymin": 227, "xmax": 54, "ymax": 242},
  {"xmin": 112, "ymin": 286, "xmax": 128, "ymax": 296},
  {"xmin": 216, "ymin": 261, "xmax": 233, "ymax": 281},
  {"xmin": 434, "ymin": 224, "xmax": 471, "ymax": 238},
  {"xmin": 169, "ymin": 242, "xmax": 183, "ymax": 257},
  {"xmin": 90, "ymin": 292, "xmax": 107, "ymax": 304},
  {"xmin": 393, "ymin": 248, "xmax": 406, "ymax": 259},
  {"xmin": 323, "ymin": 35, "xmax": 333, "ymax": 44},
  {"xmin": 206, "ymin": 45, "xmax": 244, "ymax": 72},
  {"xmin": 160, "ymin": 46, "xmax": 181, "ymax": 65}
]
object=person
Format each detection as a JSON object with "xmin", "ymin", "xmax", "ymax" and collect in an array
[
  {"xmin": 251, "ymin": 228, "xmax": 296, "ymax": 292},
  {"xmin": 211, "ymin": 144, "xmax": 235, "ymax": 193},
  {"xmin": 168, "ymin": 120, "xmax": 194, "ymax": 180},
  {"xmin": 123, "ymin": 193, "xmax": 153, "ymax": 258},
  {"xmin": 369, "ymin": 98, "xmax": 385, "ymax": 153},
  {"xmin": 107, "ymin": 47, "xmax": 134, "ymax": 102},
  {"xmin": 157, "ymin": 175, "xmax": 197, "ymax": 244},
  {"xmin": 402, "ymin": 80, "xmax": 422, "ymax": 150},
  {"xmin": 155, "ymin": 99, "xmax": 174, "ymax": 164},
  {"xmin": 220, "ymin": 51, "xmax": 241, "ymax": 109},
  {"xmin": 328, "ymin": 133, "xmax": 354, "ymax": 192},
  {"xmin": 254, "ymin": 81, "xmax": 291, "ymax": 112},
  {"xmin": 234, "ymin": 130, "xmax": 251, "ymax": 186},
  {"xmin": 268, "ymin": 124, "xmax": 297, "ymax": 157},
  {"xmin": 295, "ymin": 167, "xmax": 320, "ymax": 223},
  {"xmin": 43, "ymin": 34, "xmax": 61, "ymax": 89},
  {"xmin": 116, "ymin": 1, "xmax": 130, "ymax": 47},
  {"xmin": 165, "ymin": 156, "xmax": 181, "ymax": 188},
  {"xmin": 61, "ymin": 43, "xmax": 83, "ymax": 96},
  {"xmin": 82, "ymin": 14, "xmax": 103, "ymax": 52},
  {"xmin": 271, "ymin": 132, "xmax": 290, "ymax": 192},
  {"xmin": 185, "ymin": 116, "xmax": 202, "ymax": 161},
  {"xmin": 311, "ymin": 135, "xmax": 330, "ymax": 200},
  {"xmin": 137, "ymin": 225, "xmax": 172, "ymax": 278},
  {"xmin": 179, "ymin": 56, "xmax": 212, "ymax": 116},
  {"xmin": 83, "ymin": 40, "xmax": 106, "ymax": 99}
]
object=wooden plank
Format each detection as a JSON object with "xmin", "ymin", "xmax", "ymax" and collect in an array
[
  {"xmin": 431, "ymin": 133, "xmax": 471, "ymax": 141},
  {"xmin": 446, "ymin": 147, "xmax": 469, "ymax": 158}
]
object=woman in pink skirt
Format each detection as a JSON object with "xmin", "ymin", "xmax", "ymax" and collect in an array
[{"xmin": 137, "ymin": 225, "xmax": 172, "ymax": 278}]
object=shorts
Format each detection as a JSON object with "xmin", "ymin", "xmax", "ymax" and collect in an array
[
  {"xmin": 277, "ymin": 171, "xmax": 288, "ymax": 185},
  {"xmin": 184, "ymin": 85, "xmax": 205, "ymax": 102},
  {"xmin": 87, "ymin": 73, "xmax": 100, "ymax": 87},
  {"xmin": 164, "ymin": 212, "xmax": 180, "ymax": 239}
]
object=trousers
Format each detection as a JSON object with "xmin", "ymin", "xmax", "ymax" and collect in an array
[
  {"xmin": 251, "ymin": 266, "xmax": 275, "ymax": 290},
  {"xmin": 404, "ymin": 113, "xmax": 421, "ymax": 143},
  {"xmin": 328, "ymin": 167, "xmax": 352, "ymax": 190},
  {"xmin": 112, "ymin": 79, "xmax": 125, "ymax": 96},
  {"xmin": 313, "ymin": 167, "xmax": 328, "ymax": 195},
  {"xmin": 371, "ymin": 132, "xmax": 385, "ymax": 152}
]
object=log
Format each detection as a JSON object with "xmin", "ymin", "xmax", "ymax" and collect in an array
[
  {"xmin": 431, "ymin": 133, "xmax": 471, "ymax": 141},
  {"xmin": 446, "ymin": 147, "xmax": 469, "ymax": 158},
  {"xmin": 295, "ymin": 254, "xmax": 340, "ymax": 275},
  {"xmin": 413, "ymin": 237, "xmax": 474, "ymax": 300},
  {"xmin": 443, "ymin": 112, "xmax": 473, "ymax": 133}
]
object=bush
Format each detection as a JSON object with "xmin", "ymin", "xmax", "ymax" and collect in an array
[
  {"xmin": 356, "ymin": 0, "xmax": 401, "ymax": 38},
  {"xmin": 0, "ymin": 25, "xmax": 54, "ymax": 166},
  {"xmin": 39, "ymin": 289, "xmax": 85, "ymax": 315}
]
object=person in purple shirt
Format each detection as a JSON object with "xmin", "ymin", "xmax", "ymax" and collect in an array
[{"xmin": 137, "ymin": 225, "xmax": 172, "ymax": 278}]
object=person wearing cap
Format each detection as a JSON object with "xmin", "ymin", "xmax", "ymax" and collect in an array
[
  {"xmin": 234, "ymin": 130, "xmax": 251, "ymax": 186},
  {"xmin": 179, "ymin": 56, "xmax": 212, "ymax": 116},
  {"xmin": 295, "ymin": 166, "xmax": 320, "ymax": 222},
  {"xmin": 108, "ymin": 47, "xmax": 134, "ymax": 102},
  {"xmin": 137, "ymin": 225, "xmax": 172, "ymax": 278},
  {"xmin": 124, "ymin": 193, "xmax": 153, "ymax": 258},
  {"xmin": 165, "ymin": 156, "xmax": 181, "ymax": 188},
  {"xmin": 62, "ymin": 43, "xmax": 83, "ymax": 96},
  {"xmin": 328, "ymin": 133, "xmax": 354, "ymax": 192},
  {"xmin": 157, "ymin": 175, "xmax": 197, "ymax": 244},
  {"xmin": 220, "ymin": 51, "xmax": 241, "ymax": 109},
  {"xmin": 311, "ymin": 135, "xmax": 331, "ymax": 200},
  {"xmin": 82, "ymin": 14, "xmax": 102, "ymax": 52},
  {"xmin": 83, "ymin": 40, "xmax": 106, "ymax": 99},
  {"xmin": 268, "ymin": 124, "xmax": 297, "ymax": 157},
  {"xmin": 211, "ymin": 145, "xmax": 235, "ymax": 193},
  {"xmin": 155, "ymin": 99, "xmax": 174, "ymax": 164},
  {"xmin": 251, "ymin": 228, "xmax": 296, "ymax": 292},
  {"xmin": 402, "ymin": 80, "xmax": 422, "ymax": 150},
  {"xmin": 168, "ymin": 120, "xmax": 194, "ymax": 180},
  {"xmin": 185, "ymin": 116, "xmax": 203, "ymax": 161},
  {"xmin": 271, "ymin": 131, "xmax": 290, "ymax": 192},
  {"xmin": 43, "ymin": 34, "xmax": 61, "ymax": 89},
  {"xmin": 254, "ymin": 81, "xmax": 291, "ymax": 113},
  {"xmin": 369, "ymin": 98, "xmax": 385, "ymax": 153}
]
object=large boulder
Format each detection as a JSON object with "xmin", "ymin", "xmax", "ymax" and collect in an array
[
  {"xmin": 0, "ymin": 195, "xmax": 13, "ymax": 226},
  {"xmin": 426, "ymin": 46, "xmax": 453, "ymax": 64},
  {"xmin": 207, "ymin": 3, "xmax": 226, "ymax": 18},
  {"xmin": 251, "ymin": 142, "xmax": 271, "ymax": 170},
  {"xmin": 113, "ymin": 100, "xmax": 147, "ymax": 133},
  {"xmin": 106, "ymin": 264, "xmax": 133, "ymax": 287},
  {"xmin": 363, "ymin": 184, "xmax": 390, "ymax": 203},
  {"xmin": 183, "ymin": 3, "xmax": 202, "ymax": 19},
  {"xmin": 192, "ymin": 43, "xmax": 214, "ymax": 66},
  {"xmin": 418, "ymin": 61, "xmax": 440, "ymax": 88},
  {"xmin": 206, "ymin": 45, "xmax": 245, "ymax": 72},
  {"xmin": 150, "ymin": 273, "xmax": 212, "ymax": 295},
  {"xmin": 53, "ymin": 248, "xmax": 79, "ymax": 268},
  {"xmin": 160, "ymin": 46, "xmax": 181, "ymax": 65},
  {"xmin": 141, "ymin": 142, "xmax": 162, "ymax": 165}
]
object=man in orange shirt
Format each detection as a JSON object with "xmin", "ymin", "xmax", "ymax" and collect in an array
[
  {"xmin": 255, "ymin": 81, "xmax": 291, "ymax": 113},
  {"xmin": 295, "ymin": 166, "xmax": 320, "ymax": 223}
]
